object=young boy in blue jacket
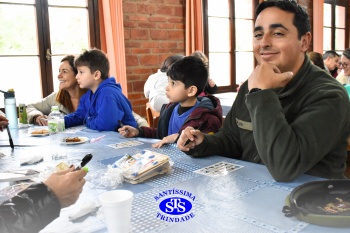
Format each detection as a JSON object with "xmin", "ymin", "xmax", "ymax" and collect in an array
[
  {"xmin": 118, "ymin": 56, "xmax": 223, "ymax": 147},
  {"xmin": 64, "ymin": 49, "xmax": 137, "ymax": 131}
]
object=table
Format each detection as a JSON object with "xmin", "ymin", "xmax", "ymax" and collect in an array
[
  {"xmin": 213, "ymin": 92, "xmax": 237, "ymax": 117},
  {"xmin": 0, "ymin": 126, "xmax": 348, "ymax": 233}
]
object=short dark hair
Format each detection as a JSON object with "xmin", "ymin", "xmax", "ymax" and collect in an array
[
  {"xmin": 166, "ymin": 56, "xmax": 208, "ymax": 96},
  {"xmin": 74, "ymin": 48, "xmax": 110, "ymax": 80},
  {"xmin": 160, "ymin": 54, "xmax": 184, "ymax": 72},
  {"xmin": 307, "ymin": 52, "xmax": 326, "ymax": 70},
  {"xmin": 343, "ymin": 48, "xmax": 350, "ymax": 60},
  {"xmin": 61, "ymin": 55, "xmax": 77, "ymax": 75},
  {"xmin": 323, "ymin": 50, "xmax": 340, "ymax": 60},
  {"xmin": 255, "ymin": 0, "xmax": 310, "ymax": 40}
]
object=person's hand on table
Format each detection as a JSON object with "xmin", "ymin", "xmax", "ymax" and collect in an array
[
  {"xmin": 0, "ymin": 115, "xmax": 9, "ymax": 131},
  {"xmin": 118, "ymin": 125, "xmax": 138, "ymax": 138},
  {"xmin": 152, "ymin": 134, "xmax": 179, "ymax": 148},
  {"xmin": 35, "ymin": 115, "xmax": 48, "ymax": 126},
  {"xmin": 43, "ymin": 167, "xmax": 87, "ymax": 208},
  {"xmin": 177, "ymin": 127, "xmax": 205, "ymax": 152}
]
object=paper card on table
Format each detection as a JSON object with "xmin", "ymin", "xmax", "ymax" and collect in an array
[
  {"xmin": 194, "ymin": 161, "xmax": 244, "ymax": 177},
  {"xmin": 107, "ymin": 140, "xmax": 144, "ymax": 149}
]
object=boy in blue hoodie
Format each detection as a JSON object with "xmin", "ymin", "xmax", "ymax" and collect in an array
[
  {"xmin": 64, "ymin": 49, "xmax": 137, "ymax": 131},
  {"xmin": 118, "ymin": 56, "xmax": 222, "ymax": 147}
]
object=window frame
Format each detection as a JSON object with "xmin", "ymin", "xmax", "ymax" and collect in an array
[
  {"xmin": 0, "ymin": 0, "xmax": 100, "ymax": 99},
  {"xmin": 203, "ymin": 0, "xmax": 259, "ymax": 93},
  {"xmin": 323, "ymin": 0, "xmax": 349, "ymax": 51}
]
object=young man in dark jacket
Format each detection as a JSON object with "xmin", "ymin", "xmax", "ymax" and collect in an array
[
  {"xmin": 177, "ymin": 0, "xmax": 350, "ymax": 182},
  {"xmin": 119, "ymin": 56, "xmax": 223, "ymax": 148}
]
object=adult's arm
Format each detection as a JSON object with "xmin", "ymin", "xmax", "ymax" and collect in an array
[
  {"xmin": 26, "ymin": 92, "xmax": 58, "ymax": 123},
  {"xmin": 184, "ymin": 101, "xmax": 242, "ymax": 158},
  {"xmin": 0, "ymin": 183, "xmax": 61, "ymax": 233},
  {"xmin": 246, "ymin": 87, "xmax": 349, "ymax": 181}
]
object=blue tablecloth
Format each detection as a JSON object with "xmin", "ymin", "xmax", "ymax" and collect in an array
[{"xmin": 0, "ymin": 126, "xmax": 348, "ymax": 233}]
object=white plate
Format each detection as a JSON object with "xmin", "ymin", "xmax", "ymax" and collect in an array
[
  {"xmin": 63, "ymin": 136, "xmax": 89, "ymax": 145},
  {"xmin": 30, "ymin": 132, "xmax": 49, "ymax": 137}
]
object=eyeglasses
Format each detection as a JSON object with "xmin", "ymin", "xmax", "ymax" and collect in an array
[{"xmin": 339, "ymin": 63, "xmax": 349, "ymax": 68}]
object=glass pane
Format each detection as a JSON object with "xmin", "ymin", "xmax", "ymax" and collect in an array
[
  {"xmin": 235, "ymin": 0, "xmax": 252, "ymax": 19},
  {"xmin": 49, "ymin": 7, "xmax": 89, "ymax": 54},
  {"xmin": 208, "ymin": 17, "xmax": 230, "ymax": 52},
  {"xmin": 335, "ymin": 29, "xmax": 345, "ymax": 51},
  {"xmin": 0, "ymin": 0, "xmax": 34, "ymax": 3},
  {"xmin": 0, "ymin": 57, "xmax": 41, "ymax": 108},
  {"xmin": 323, "ymin": 27, "xmax": 331, "ymax": 51},
  {"xmin": 208, "ymin": 0, "xmax": 229, "ymax": 17},
  {"xmin": 323, "ymin": 3, "xmax": 331, "ymax": 27},
  {"xmin": 236, "ymin": 52, "xmax": 254, "ymax": 85},
  {"xmin": 235, "ymin": 19, "xmax": 253, "ymax": 51},
  {"xmin": 208, "ymin": 53, "xmax": 230, "ymax": 86},
  {"xmin": 48, "ymin": 0, "xmax": 87, "ymax": 7},
  {"xmin": 335, "ymin": 6, "xmax": 345, "ymax": 28},
  {"xmin": 0, "ymin": 4, "xmax": 38, "ymax": 55}
]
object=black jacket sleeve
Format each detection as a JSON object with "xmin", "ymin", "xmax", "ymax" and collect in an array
[{"xmin": 0, "ymin": 183, "xmax": 61, "ymax": 233}]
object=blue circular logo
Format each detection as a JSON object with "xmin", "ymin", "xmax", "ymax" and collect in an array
[{"xmin": 159, "ymin": 197, "xmax": 192, "ymax": 215}]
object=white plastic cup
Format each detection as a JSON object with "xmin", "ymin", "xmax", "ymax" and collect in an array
[{"xmin": 99, "ymin": 190, "xmax": 133, "ymax": 233}]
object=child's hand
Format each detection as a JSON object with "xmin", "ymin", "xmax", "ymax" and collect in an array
[
  {"xmin": 152, "ymin": 134, "xmax": 179, "ymax": 148},
  {"xmin": 118, "ymin": 125, "xmax": 138, "ymax": 138}
]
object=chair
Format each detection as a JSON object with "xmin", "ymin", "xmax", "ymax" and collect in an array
[{"xmin": 146, "ymin": 102, "xmax": 160, "ymax": 128}]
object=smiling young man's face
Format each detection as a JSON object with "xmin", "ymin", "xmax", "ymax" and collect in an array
[{"xmin": 253, "ymin": 7, "xmax": 310, "ymax": 75}]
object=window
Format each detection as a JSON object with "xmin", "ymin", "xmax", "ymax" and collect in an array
[
  {"xmin": 203, "ymin": 0, "xmax": 259, "ymax": 92},
  {"xmin": 323, "ymin": 0, "xmax": 349, "ymax": 54},
  {"xmin": 0, "ymin": 0, "xmax": 99, "ymax": 108}
]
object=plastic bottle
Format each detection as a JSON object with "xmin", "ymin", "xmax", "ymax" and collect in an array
[
  {"xmin": 18, "ymin": 103, "xmax": 28, "ymax": 124},
  {"xmin": 4, "ymin": 89, "xmax": 18, "ymax": 129},
  {"xmin": 48, "ymin": 106, "xmax": 67, "ymax": 160}
]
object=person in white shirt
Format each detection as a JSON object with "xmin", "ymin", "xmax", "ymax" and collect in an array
[{"xmin": 144, "ymin": 54, "xmax": 184, "ymax": 112}]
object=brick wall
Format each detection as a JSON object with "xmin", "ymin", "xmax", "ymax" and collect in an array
[{"xmin": 123, "ymin": 0, "xmax": 186, "ymax": 117}]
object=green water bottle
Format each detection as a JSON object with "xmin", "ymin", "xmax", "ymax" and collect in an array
[{"xmin": 18, "ymin": 103, "xmax": 28, "ymax": 124}]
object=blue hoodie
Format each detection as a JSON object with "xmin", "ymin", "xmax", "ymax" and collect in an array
[{"xmin": 64, "ymin": 77, "xmax": 137, "ymax": 131}]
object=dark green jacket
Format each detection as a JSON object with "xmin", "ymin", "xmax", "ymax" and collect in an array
[{"xmin": 187, "ymin": 56, "xmax": 350, "ymax": 182}]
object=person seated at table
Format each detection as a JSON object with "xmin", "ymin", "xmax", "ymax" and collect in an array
[
  {"xmin": 323, "ymin": 50, "xmax": 340, "ymax": 75},
  {"xmin": 176, "ymin": 0, "xmax": 350, "ymax": 182},
  {"xmin": 307, "ymin": 51, "xmax": 326, "ymax": 70},
  {"xmin": 27, "ymin": 55, "xmax": 147, "ymax": 128},
  {"xmin": 190, "ymin": 51, "xmax": 218, "ymax": 95},
  {"xmin": 0, "ymin": 112, "xmax": 8, "ymax": 131},
  {"xmin": 144, "ymin": 54, "xmax": 184, "ymax": 112},
  {"xmin": 64, "ymin": 48, "xmax": 137, "ymax": 131},
  {"xmin": 336, "ymin": 48, "xmax": 350, "ymax": 85},
  {"xmin": 0, "ymin": 167, "xmax": 87, "ymax": 233},
  {"xmin": 119, "ymin": 56, "xmax": 223, "ymax": 148}
]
